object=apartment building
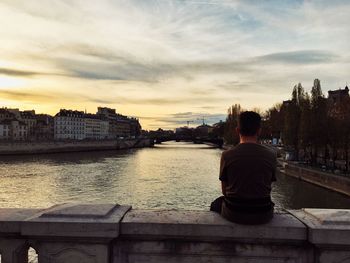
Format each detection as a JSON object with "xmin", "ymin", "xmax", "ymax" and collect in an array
[
  {"xmin": 20, "ymin": 110, "xmax": 37, "ymax": 139},
  {"xmin": 54, "ymin": 109, "xmax": 109, "ymax": 140},
  {"xmin": 98, "ymin": 107, "xmax": 141, "ymax": 138},
  {"xmin": 0, "ymin": 119, "xmax": 27, "ymax": 141},
  {"xmin": 0, "ymin": 109, "xmax": 28, "ymax": 141},
  {"xmin": 54, "ymin": 110, "xmax": 85, "ymax": 140},
  {"xmin": 84, "ymin": 114, "xmax": 109, "ymax": 140}
]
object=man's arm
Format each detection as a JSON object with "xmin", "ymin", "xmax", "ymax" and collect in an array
[{"xmin": 219, "ymin": 152, "xmax": 227, "ymax": 195}]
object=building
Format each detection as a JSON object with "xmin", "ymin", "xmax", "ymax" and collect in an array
[
  {"xmin": 54, "ymin": 109, "xmax": 109, "ymax": 140},
  {"xmin": 194, "ymin": 124, "xmax": 213, "ymax": 138},
  {"xmin": 97, "ymin": 107, "xmax": 118, "ymax": 139},
  {"xmin": 129, "ymin": 118, "xmax": 142, "ymax": 138},
  {"xmin": 0, "ymin": 120, "xmax": 11, "ymax": 140},
  {"xmin": 54, "ymin": 110, "xmax": 85, "ymax": 140},
  {"xmin": 0, "ymin": 119, "xmax": 27, "ymax": 141},
  {"xmin": 328, "ymin": 86, "xmax": 349, "ymax": 105},
  {"xmin": 35, "ymin": 114, "xmax": 54, "ymax": 141},
  {"xmin": 97, "ymin": 107, "xmax": 141, "ymax": 139},
  {"xmin": 0, "ymin": 109, "xmax": 27, "ymax": 141},
  {"xmin": 84, "ymin": 114, "xmax": 109, "ymax": 140},
  {"xmin": 327, "ymin": 86, "xmax": 350, "ymax": 119},
  {"xmin": 6, "ymin": 108, "xmax": 21, "ymax": 119},
  {"xmin": 20, "ymin": 110, "xmax": 37, "ymax": 139},
  {"xmin": 0, "ymin": 108, "xmax": 16, "ymax": 121}
]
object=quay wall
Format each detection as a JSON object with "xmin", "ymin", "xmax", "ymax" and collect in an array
[
  {"xmin": 0, "ymin": 138, "xmax": 153, "ymax": 155},
  {"xmin": 1, "ymin": 203, "xmax": 350, "ymax": 263},
  {"xmin": 284, "ymin": 162, "xmax": 350, "ymax": 197}
]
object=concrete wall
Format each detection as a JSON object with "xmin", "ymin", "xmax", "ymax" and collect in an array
[
  {"xmin": 1, "ymin": 203, "xmax": 350, "ymax": 263},
  {"xmin": 285, "ymin": 163, "xmax": 350, "ymax": 196},
  {"xmin": 0, "ymin": 138, "xmax": 153, "ymax": 155}
]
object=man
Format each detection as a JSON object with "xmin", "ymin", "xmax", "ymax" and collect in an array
[{"xmin": 210, "ymin": 111, "xmax": 277, "ymax": 224}]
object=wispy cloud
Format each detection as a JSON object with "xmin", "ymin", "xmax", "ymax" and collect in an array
[
  {"xmin": 0, "ymin": 67, "xmax": 41, "ymax": 77},
  {"xmin": 0, "ymin": 0, "xmax": 350, "ymax": 128},
  {"xmin": 255, "ymin": 50, "xmax": 338, "ymax": 65}
]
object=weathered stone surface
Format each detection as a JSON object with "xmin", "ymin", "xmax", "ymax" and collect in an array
[
  {"xmin": 0, "ymin": 239, "xmax": 28, "ymax": 263},
  {"xmin": 121, "ymin": 210, "xmax": 306, "ymax": 242},
  {"xmin": 289, "ymin": 209, "xmax": 350, "ymax": 245},
  {"xmin": 2, "ymin": 205, "xmax": 350, "ymax": 263},
  {"xmin": 114, "ymin": 240, "xmax": 313, "ymax": 263},
  {"xmin": 0, "ymin": 208, "xmax": 41, "ymax": 235},
  {"xmin": 41, "ymin": 203, "xmax": 118, "ymax": 218},
  {"xmin": 37, "ymin": 243, "xmax": 108, "ymax": 263},
  {"xmin": 22, "ymin": 203, "xmax": 131, "ymax": 239},
  {"xmin": 303, "ymin": 208, "xmax": 350, "ymax": 225}
]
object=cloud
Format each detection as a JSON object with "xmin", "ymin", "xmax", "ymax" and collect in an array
[
  {"xmin": 0, "ymin": 89, "xmax": 58, "ymax": 102},
  {"xmin": 1, "ymin": 0, "xmax": 350, "ymax": 129},
  {"xmin": 0, "ymin": 67, "xmax": 41, "ymax": 77},
  {"xmin": 255, "ymin": 50, "xmax": 338, "ymax": 65},
  {"xmin": 142, "ymin": 111, "xmax": 227, "ymax": 129}
]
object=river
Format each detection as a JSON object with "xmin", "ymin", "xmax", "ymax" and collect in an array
[{"xmin": 1, "ymin": 141, "xmax": 350, "ymax": 210}]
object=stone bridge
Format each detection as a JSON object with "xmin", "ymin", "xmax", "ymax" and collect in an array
[{"xmin": 0, "ymin": 203, "xmax": 350, "ymax": 263}]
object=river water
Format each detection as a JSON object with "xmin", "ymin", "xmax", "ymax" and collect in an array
[{"xmin": 1, "ymin": 141, "xmax": 350, "ymax": 210}]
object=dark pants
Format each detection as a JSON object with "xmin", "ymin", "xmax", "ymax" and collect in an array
[{"xmin": 210, "ymin": 196, "xmax": 274, "ymax": 225}]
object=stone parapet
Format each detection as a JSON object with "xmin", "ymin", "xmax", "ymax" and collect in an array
[
  {"xmin": 0, "ymin": 204, "xmax": 350, "ymax": 262},
  {"xmin": 284, "ymin": 163, "xmax": 350, "ymax": 196}
]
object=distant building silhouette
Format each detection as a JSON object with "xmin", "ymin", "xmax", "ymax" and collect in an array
[{"xmin": 328, "ymin": 86, "xmax": 349, "ymax": 105}]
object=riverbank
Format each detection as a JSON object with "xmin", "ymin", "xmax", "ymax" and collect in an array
[
  {"xmin": 0, "ymin": 138, "xmax": 153, "ymax": 155},
  {"xmin": 283, "ymin": 162, "xmax": 350, "ymax": 197}
]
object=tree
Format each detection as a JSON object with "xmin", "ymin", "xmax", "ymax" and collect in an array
[
  {"xmin": 298, "ymin": 92, "xmax": 312, "ymax": 161},
  {"xmin": 224, "ymin": 104, "xmax": 241, "ymax": 145},
  {"xmin": 283, "ymin": 84, "xmax": 304, "ymax": 159},
  {"xmin": 264, "ymin": 104, "xmax": 283, "ymax": 142},
  {"xmin": 310, "ymin": 79, "xmax": 328, "ymax": 165}
]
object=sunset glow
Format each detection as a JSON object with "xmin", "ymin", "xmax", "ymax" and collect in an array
[{"xmin": 0, "ymin": 0, "xmax": 349, "ymax": 129}]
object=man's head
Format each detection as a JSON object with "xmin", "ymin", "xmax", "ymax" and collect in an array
[{"xmin": 237, "ymin": 111, "xmax": 261, "ymax": 138}]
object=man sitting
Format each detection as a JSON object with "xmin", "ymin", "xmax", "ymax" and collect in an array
[{"xmin": 210, "ymin": 111, "xmax": 277, "ymax": 224}]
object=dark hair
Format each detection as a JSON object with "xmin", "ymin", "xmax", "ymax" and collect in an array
[{"xmin": 238, "ymin": 111, "xmax": 261, "ymax": 136}]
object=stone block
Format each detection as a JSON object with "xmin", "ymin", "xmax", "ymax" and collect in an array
[
  {"xmin": 0, "ymin": 238, "xmax": 28, "ymax": 263},
  {"xmin": 114, "ymin": 240, "xmax": 312, "ymax": 263},
  {"xmin": 121, "ymin": 210, "xmax": 307, "ymax": 243},
  {"xmin": 289, "ymin": 209, "xmax": 350, "ymax": 246},
  {"xmin": 37, "ymin": 242, "xmax": 108, "ymax": 263},
  {"xmin": 22, "ymin": 203, "xmax": 131, "ymax": 239},
  {"xmin": 0, "ymin": 208, "xmax": 41, "ymax": 235}
]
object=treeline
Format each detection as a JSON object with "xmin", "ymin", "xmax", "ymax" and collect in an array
[{"xmin": 218, "ymin": 79, "xmax": 350, "ymax": 172}]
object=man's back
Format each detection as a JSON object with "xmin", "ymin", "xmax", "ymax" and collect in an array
[
  {"xmin": 219, "ymin": 143, "xmax": 277, "ymax": 224},
  {"xmin": 210, "ymin": 111, "xmax": 277, "ymax": 224},
  {"xmin": 219, "ymin": 143, "xmax": 277, "ymax": 199}
]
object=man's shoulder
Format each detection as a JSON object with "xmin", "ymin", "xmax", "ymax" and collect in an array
[
  {"xmin": 222, "ymin": 144, "xmax": 276, "ymax": 160},
  {"xmin": 259, "ymin": 144, "xmax": 277, "ymax": 156},
  {"xmin": 222, "ymin": 146, "xmax": 239, "ymax": 159}
]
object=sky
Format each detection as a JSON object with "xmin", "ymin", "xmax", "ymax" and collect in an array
[{"xmin": 0, "ymin": 0, "xmax": 349, "ymax": 129}]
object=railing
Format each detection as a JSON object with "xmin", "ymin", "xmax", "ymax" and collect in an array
[{"xmin": 1, "ymin": 203, "xmax": 350, "ymax": 263}]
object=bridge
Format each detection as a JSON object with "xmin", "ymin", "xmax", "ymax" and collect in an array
[
  {"xmin": 0, "ymin": 203, "xmax": 350, "ymax": 263},
  {"xmin": 151, "ymin": 135, "xmax": 224, "ymax": 148}
]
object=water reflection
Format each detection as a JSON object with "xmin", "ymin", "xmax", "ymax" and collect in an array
[{"xmin": 0, "ymin": 141, "xmax": 350, "ymax": 210}]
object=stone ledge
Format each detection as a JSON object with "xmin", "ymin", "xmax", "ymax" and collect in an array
[
  {"xmin": 21, "ymin": 203, "xmax": 131, "ymax": 239},
  {"xmin": 289, "ymin": 209, "xmax": 350, "ymax": 246},
  {"xmin": 40, "ymin": 203, "xmax": 120, "ymax": 219},
  {"xmin": 0, "ymin": 208, "xmax": 42, "ymax": 235},
  {"xmin": 121, "ymin": 210, "xmax": 307, "ymax": 243}
]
